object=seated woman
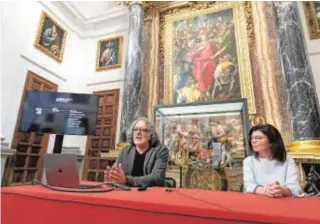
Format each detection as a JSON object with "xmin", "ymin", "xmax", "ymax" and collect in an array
[{"xmin": 243, "ymin": 124, "xmax": 302, "ymax": 197}]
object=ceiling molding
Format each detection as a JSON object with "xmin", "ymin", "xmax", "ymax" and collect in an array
[
  {"xmin": 39, "ymin": 1, "xmax": 129, "ymax": 39},
  {"xmin": 60, "ymin": 2, "xmax": 128, "ymax": 25}
]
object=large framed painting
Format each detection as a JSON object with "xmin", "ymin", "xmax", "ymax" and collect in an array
[
  {"xmin": 163, "ymin": 2, "xmax": 256, "ymax": 114},
  {"xmin": 34, "ymin": 11, "xmax": 67, "ymax": 63},
  {"xmin": 96, "ymin": 36, "xmax": 123, "ymax": 71},
  {"xmin": 154, "ymin": 99, "xmax": 250, "ymax": 165},
  {"xmin": 303, "ymin": 1, "xmax": 320, "ymax": 39},
  {"xmin": 154, "ymin": 99, "xmax": 250, "ymax": 191}
]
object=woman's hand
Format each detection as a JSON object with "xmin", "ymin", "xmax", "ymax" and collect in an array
[
  {"xmin": 269, "ymin": 183, "xmax": 284, "ymax": 197},
  {"xmin": 264, "ymin": 184, "xmax": 278, "ymax": 197},
  {"xmin": 265, "ymin": 181, "xmax": 292, "ymax": 198},
  {"xmin": 254, "ymin": 185, "xmax": 273, "ymax": 197}
]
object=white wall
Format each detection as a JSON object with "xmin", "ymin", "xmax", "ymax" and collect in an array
[
  {"xmin": 84, "ymin": 34, "xmax": 128, "ymax": 149},
  {"xmin": 62, "ymin": 33, "xmax": 127, "ymax": 153},
  {"xmin": 0, "ymin": 2, "xmax": 3, "ymax": 139},
  {"xmin": 298, "ymin": 2, "xmax": 320, "ymax": 104},
  {"xmin": 0, "ymin": 2, "xmax": 127, "ymax": 155},
  {"xmin": 1, "ymin": 1, "xmax": 72, "ymax": 153}
]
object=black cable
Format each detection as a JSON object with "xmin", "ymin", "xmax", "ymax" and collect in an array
[
  {"xmin": 79, "ymin": 183, "xmax": 106, "ymax": 189},
  {"xmin": 29, "ymin": 179, "xmax": 280, "ymax": 223},
  {"xmin": 32, "ymin": 179, "xmax": 115, "ymax": 193}
]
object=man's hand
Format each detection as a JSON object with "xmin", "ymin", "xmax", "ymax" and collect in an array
[
  {"xmin": 110, "ymin": 163, "xmax": 127, "ymax": 184},
  {"xmin": 104, "ymin": 166, "xmax": 112, "ymax": 183}
]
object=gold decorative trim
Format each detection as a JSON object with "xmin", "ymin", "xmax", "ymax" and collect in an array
[
  {"xmin": 146, "ymin": 2, "xmax": 193, "ymax": 118},
  {"xmin": 187, "ymin": 1, "xmax": 219, "ymax": 10},
  {"xmin": 249, "ymin": 114, "xmax": 266, "ymax": 126},
  {"xmin": 295, "ymin": 162, "xmax": 307, "ymax": 189},
  {"xmin": 34, "ymin": 11, "xmax": 67, "ymax": 63},
  {"xmin": 161, "ymin": 2, "xmax": 256, "ymax": 114},
  {"xmin": 95, "ymin": 36, "xmax": 123, "ymax": 72},
  {"xmin": 117, "ymin": 142, "xmax": 129, "ymax": 148},
  {"xmin": 144, "ymin": 5, "xmax": 154, "ymax": 20},
  {"xmin": 157, "ymin": 2, "xmax": 190, "ymax": 13},
  {"xmin": 114, "ymin": 1, "xmax": 142, "ymax": 7},
  {"xmin": 287, "ymin": 140, "xmax": 320, "ymax": 153},
  {"xmin": 184, "ymin": 168, "xmax": 223, "ymax": 190},
  {"xmin": 244, "ymin": 2, "xmax": 255, "ymax": 50},
  {"xmin": 224, "ymin": 166, "xmax": 243, "ymax": 191},
  {"xmin": 302, "ymin": 1, "xmax": 320, "ymax": 40},
  {"xmin": 148, "ymin": 11, "xmax": 160, "ymax": 119},
  {"xmin": 287, "ymin": 140, "xmax": 320, "ymax": 163},
  {"xmin": 101, "ymin": 143, "xmax": 128, "ymax": 159},
  {"xmin": 290, "ymin": 153, "xmax": 320, "ymax": 164},
  {"xmin": 115, "ymin": 1, "xmax": 154, "ymax": 9},
  {"xmin": 251, "ymin": 2, "xmax": 283, "ymax": 134}
]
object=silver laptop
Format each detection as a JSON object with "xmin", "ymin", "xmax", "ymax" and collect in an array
[{"xmin": 43, "ymin": 154, "xmax": 102, "ymax": 189}]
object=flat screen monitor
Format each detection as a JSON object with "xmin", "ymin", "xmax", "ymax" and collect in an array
[{"xmin": 19, "ymin": 91, "xmax": 99, "ymax": 136}]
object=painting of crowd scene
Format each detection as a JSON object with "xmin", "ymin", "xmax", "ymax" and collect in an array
[
  {"xmin": 157, "ymin": 113, "xmax": 245, "ymax": 169},
  {"xmin": 172, "ymin": 9, "xmax": 241, "ymax": 104}
]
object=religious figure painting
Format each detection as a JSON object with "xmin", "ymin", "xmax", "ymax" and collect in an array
[
  {"xmin": 34, "ymin": 11, "xmax": 67, "ymax": 63},
  {"xmin": 96, "ymin": 36, "xmax": 123, "ymax": 71},
  {"xmin": 303, "ymin": 1, "xmax": 320, "ymax": 39},
  {"xmin": 156, "ymin": 113, "xmax": 245, "ymax": 169},
  {"xmin": 163, "ymin": 2, "xmax": 256, "ymax": 114}
]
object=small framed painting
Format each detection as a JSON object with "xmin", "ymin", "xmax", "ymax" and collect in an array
[
  {"xmin": 303, "ymin": 1, "xmax": 320, "ymax": 39},
  {"xmin": 34, "ymin": 11, "xmax": 67, "ymax": 63},
  {"xmin": 96, "ymin": 36, "xmax": 123, "ymax": 71}
]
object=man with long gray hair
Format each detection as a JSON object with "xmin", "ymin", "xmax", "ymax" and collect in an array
[{"xmin": 104, "ymin": 117, "xmax": 169, "ymax": 187}]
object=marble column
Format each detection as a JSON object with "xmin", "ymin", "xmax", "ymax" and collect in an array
[
  {"xmin": 119, "ymin": 3, "xmax": 144, "ymax": 142},
  {"xmin": 274, "ymin": 2, "xmax": 320, "ymax": 142}
]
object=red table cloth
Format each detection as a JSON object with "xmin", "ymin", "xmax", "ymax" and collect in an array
[{"xmin": 1, "ymin": 184, "xmax": 320, "ymax": 224}]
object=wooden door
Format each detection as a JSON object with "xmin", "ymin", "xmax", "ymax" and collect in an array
[
  {"xmin": 5, "ymin": 71, "xmax": 58, "ymax": 186},
  {"xmin": 83, "ymin": 89, "xmax": 120, "ymax": 182}
]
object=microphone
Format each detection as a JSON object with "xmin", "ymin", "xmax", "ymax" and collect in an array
[
  {"xmin": 110, "ymin": 182, "xmax": 131, "ymax": 191},
  {"xmin": 137, "ymin": 183, "xmax": 148, "ymax": 191}
]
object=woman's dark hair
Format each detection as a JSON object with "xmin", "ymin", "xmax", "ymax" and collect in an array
[
  {"xmin": 127, "ymin": 117, "xmax": 160, "ymax": 147},
  {"xmin": 248, "ymin": 124, "xmax": 286, "ymax": 162}
]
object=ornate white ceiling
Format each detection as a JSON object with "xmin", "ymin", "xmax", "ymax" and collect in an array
[
  {"xmin": 65, "ymin": 1, "xmax": 115, "ymax": 20},
  {"xmin": 39, "ymin": 1, "xmax": 129, "ymax": 38}
]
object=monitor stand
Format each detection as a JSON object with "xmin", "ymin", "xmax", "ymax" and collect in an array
[{"xmin": 53, "ymin": 135, "xmax": 64, "ymax": 153}]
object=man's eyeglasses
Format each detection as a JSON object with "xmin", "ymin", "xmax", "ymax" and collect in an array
[
  {"xmin": 133, "ymin": 128, "xmax": 150, "ymax": 133},
  {"xmin": 250, "ymin": 136, "xmax": 265, "ymax": 141}
]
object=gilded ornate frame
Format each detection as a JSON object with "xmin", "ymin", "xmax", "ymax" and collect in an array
[
  {"xmin": 95, "ymin": 36, "xmax": 123, "ymax": 71},
  {"xmin": 34, "ymin": 11, "xmax": 67, "ymax": 63},
  {"xmin": 161, "ymin": 2, "xmax": 256, "ymax": 114},
  {"xmin": 302, "ymin": 1, "xmax": 320, "ymax": 40}
]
